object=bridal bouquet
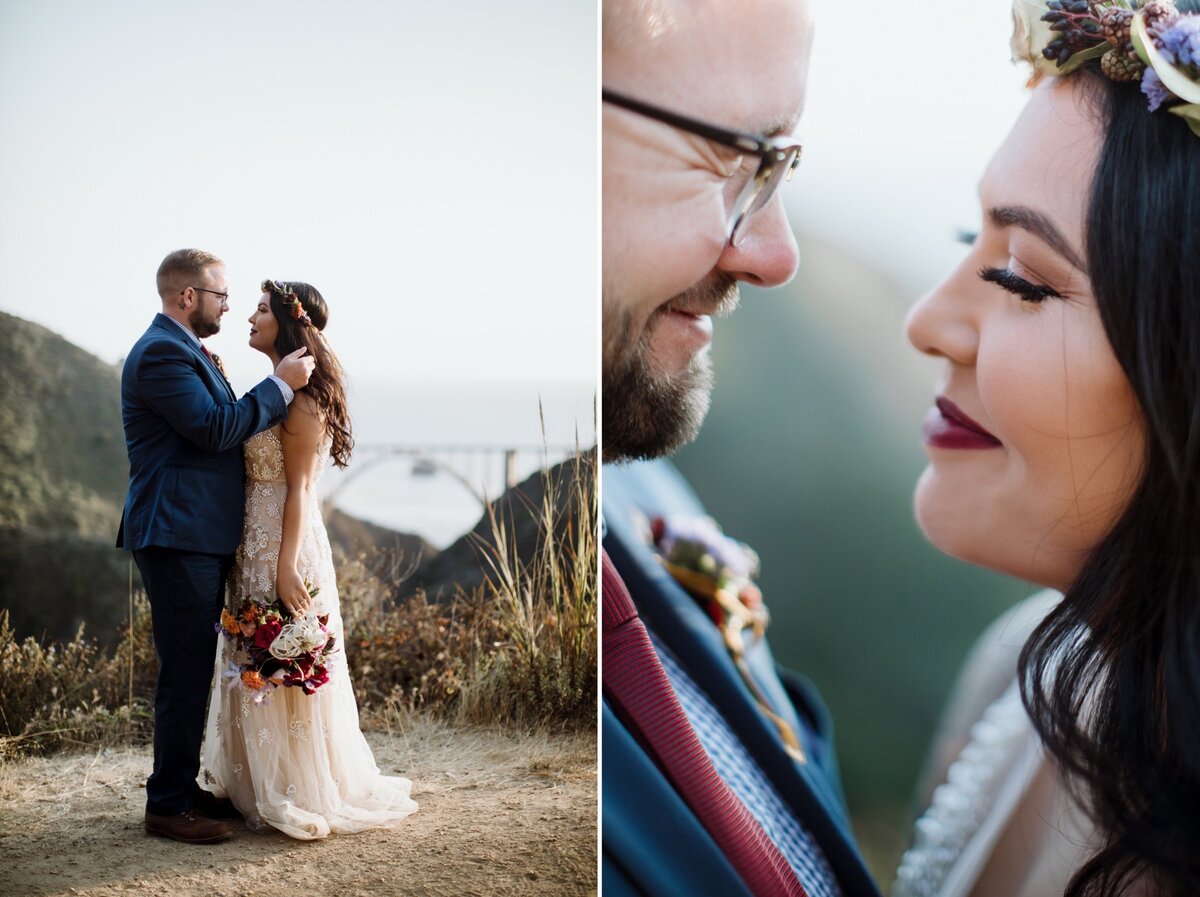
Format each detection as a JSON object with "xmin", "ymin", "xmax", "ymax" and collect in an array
[{"xmin": 218, "ymin": 590, "xmax": 338, "ymax": 700}]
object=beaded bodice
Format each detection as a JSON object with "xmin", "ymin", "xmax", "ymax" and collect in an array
[
  {"xmin": 245, "ymin": 426, "xmax": 288, "ymax": 483},
  {"xmin": 230, "ymin": 426, "xmax": 334, "ymax": 614},
  {"xmin": 891, "ymin": 680, "xmax": 1043, "ymax": 897}
]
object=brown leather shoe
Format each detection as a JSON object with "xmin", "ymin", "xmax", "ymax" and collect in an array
[
  {"xmin": 190, "ymin": 788, "xmax": 242, "ymax": 820},
  {"xmin": 145, "ymin": 809, "xmax": 234, "ymax": 844}
]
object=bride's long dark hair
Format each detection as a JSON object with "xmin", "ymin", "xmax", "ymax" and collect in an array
[
  {"xmin": 263, "ymin": 280, "xmax": 353, "ymax": 469},
  {"xmin": 1020, "ymin": 9, "xmax": 1200, "ymax": 894}
]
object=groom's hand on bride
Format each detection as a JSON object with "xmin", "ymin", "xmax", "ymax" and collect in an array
[{"xmin": 275, "ymin": 346, "xmax": 316, "ymax": 392}]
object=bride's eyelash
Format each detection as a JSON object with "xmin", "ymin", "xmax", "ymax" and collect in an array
[{"xmin": 979, "ymin": 266, "xmax": 1062, "ymax": 304}]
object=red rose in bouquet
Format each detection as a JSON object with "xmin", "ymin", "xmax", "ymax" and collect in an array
[{"xmin": 254, "ymin": 618, "xmax": 283, "ymax": 650}]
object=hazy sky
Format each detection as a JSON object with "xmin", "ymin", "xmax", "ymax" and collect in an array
[
  {"xmin": 795, "ymin": 0, "xmax": 1031, "ymax": 299},
  {"xmin": 0, "ymin": 0, "xmax": 597, "ymax": 402},
  {"xmin": 2, "ymin": 0, "xmax": 1038, "ymax": 410}
]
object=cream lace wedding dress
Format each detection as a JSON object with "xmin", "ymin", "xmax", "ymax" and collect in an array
[
  {"xmin": 892, "ymin": 592, "xmax": 1098, "ymax": 897},
  {"xmin": 200, "ymin": 425, "xmax": 418, "ymax": 839}
]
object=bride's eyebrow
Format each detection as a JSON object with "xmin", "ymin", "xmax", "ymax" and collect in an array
[{"xmin": 987, "ymin": 205, "xmax": 1087, "ymax": 272}]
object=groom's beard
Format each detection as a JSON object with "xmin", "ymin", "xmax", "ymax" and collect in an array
[
  {"xmin": 189, "ymin": 302, "xmax": 222, "ymax": 338},
  {"xmin": 602, "ymin": 273, "xmax": 739, "ymax": 463}
]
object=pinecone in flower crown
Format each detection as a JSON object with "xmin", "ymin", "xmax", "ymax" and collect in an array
[
  {"xmin": 1141, "ymin": 1, "xmax": 1180, "ymax": 37},
  {"xmin": 1101, "ymin": 46, "xmax": 1146, "ymax": 80},
  {"xmin": 1101, "ymin": 6, "xmax": 1134, "ymax": 46}
]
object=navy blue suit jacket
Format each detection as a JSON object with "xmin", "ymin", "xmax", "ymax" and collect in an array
[
  {"xmin": 602, "ymin": 460, "xmax": 881, "ymax": 897},
  {"xmin": 116, "ymin": 314, "xmax": 288, "ymax": 556}
]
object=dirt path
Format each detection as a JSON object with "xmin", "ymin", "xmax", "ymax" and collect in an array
[{"xmin": 0, "ymin": 717, "xmax": 596, "ymax": 897}]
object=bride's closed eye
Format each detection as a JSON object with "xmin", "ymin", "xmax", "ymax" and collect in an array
[{"xmin": 978, "ymin": 266, "xmax": 1062, "ymax": 304}]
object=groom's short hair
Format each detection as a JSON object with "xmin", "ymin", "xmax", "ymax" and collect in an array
[{"xmin": 156, "ymin": 248, "xmax": 223, "ymax": 300}]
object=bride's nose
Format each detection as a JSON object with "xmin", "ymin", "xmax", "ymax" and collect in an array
[{"xmin": 906, "ymin": 268, "xmax": 980, "ymax": 366}]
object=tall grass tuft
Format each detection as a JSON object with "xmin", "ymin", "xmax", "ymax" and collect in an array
[{"xmin": 462, "ymin": 444, "xmax": 598, "ymax": 727}]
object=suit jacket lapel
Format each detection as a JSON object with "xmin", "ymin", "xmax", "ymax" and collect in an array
[
  {"xmin": 208, "ymin": 353, "xmax": 236, "ymax": 402},
  {"xmin": 152, "ymin": 314, "xmax": 236, "ymax": 402},
  {"xmin": 604, "ymin": 461, "xmax": 882, "ymax": 897}
]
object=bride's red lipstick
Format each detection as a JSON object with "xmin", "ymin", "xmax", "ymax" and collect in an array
[{"xmin": 922, "ymin": 397, "xmax": 1002, "ymax": 450}]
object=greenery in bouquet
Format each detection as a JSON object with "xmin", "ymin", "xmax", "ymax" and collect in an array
[{"xmin": 217, "ymin": 587, "xmax": 337, "ymax": 700}]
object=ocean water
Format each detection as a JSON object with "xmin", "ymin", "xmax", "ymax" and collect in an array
[{"xmin": 321, "ymin": 381, "xmax": 595, "ymax": 547}]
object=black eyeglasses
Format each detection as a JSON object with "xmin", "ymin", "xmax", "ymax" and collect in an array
[
  {"xmin": 603, "ymin": 89, "xmax": 803, "ymax": 246},
  {"xmin": 190, "ymin": 286, "xmax": 229, "ymax": 304}
]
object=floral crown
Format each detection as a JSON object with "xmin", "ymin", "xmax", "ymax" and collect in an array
[
  {"xmin": 261, "ymin": 279, "xmax": 313, "ymax": 328},
  {"xmin": 1012, "ymin": 0, "xmax": 1200, "ymax": 137}
]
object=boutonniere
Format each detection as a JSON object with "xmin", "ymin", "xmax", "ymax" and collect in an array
[
  {"xmin": 210, "ymin": 352, "xmax": 230, "ymax": 382},
  {"xmin": 650, "ymin": 515, "xmax": 805, "ymax": 762},
  {"xmin": 651, "ymin": 516, "xmax": 766, "ymax": 646}
]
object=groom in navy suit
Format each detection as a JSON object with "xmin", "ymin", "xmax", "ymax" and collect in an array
[
  {"xmin": 602, "ymin": 0, "xmax": 881, "ymax": 893},
  {"xmin": 118, "ymin": 248, "xmax": 314, "ymax": 843}
]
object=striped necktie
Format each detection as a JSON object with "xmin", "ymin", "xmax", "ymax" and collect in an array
[{"xmin": 602, "ymin": 549, "xmax": 809, "ymax": 897}]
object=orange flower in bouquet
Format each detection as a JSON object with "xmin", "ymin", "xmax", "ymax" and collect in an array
[{"xmin": 220, "ymin": 609, "xmax": 240, "ymax": 637}]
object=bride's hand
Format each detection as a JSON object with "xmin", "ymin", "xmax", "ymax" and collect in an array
[{"xmin": 276, "ymin": 568, "xmax": 311, "ymax": 616}]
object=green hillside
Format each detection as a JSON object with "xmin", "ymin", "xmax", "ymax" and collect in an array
[
  {"xmin": 0, "ymin": 311, "xmax": 131, "ymax": 642},
  {"xmin": 672, "ymin": 235, "xmax": 1033, "ymax": 876}
]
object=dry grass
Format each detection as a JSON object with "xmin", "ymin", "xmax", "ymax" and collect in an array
[
  {"xmin": 0, "ymin": 600, "xmax": 157, "ymax": 760},
  {"xmin": 341, "ymin": 568, "xmax": 502, "ymax": 724},
  {"xmin": 0, "ymin": 450, "xmax": 598, "ymax": 761},
  {"xmin": 462, "ymin": 446, "xmax": 598, "ymax": 727}
]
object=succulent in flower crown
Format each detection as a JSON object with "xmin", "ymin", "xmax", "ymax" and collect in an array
[{"xmin": 1011, "ymin": 0, "xmax": 1200, "ymax": 137}]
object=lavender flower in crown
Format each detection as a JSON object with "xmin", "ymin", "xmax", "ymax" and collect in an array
[
  {"xmin": 1158, "ymin": 14, "xmax": 1200, "ymax": 67},
  {"xmin": 1143, "ymin": 67, "xmax": 1172, "ymax": 109},
  {"xmin": 1134, "ymin": 3, "xmax": 1200, "ymax": 133}
]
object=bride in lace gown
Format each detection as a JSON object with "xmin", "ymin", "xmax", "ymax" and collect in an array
[
  {"xmin": 893, "ymin": 3, "xmax": 1200, "ymax": 893},
  {"xmin": 200, "ymin": 280, "xmax": 417, "ymax": 840}
]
